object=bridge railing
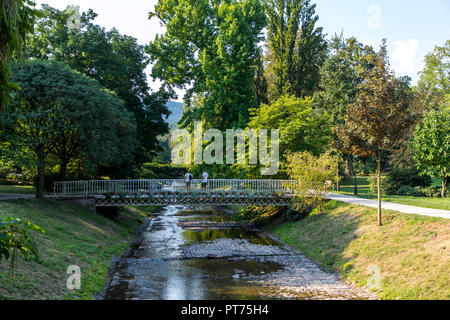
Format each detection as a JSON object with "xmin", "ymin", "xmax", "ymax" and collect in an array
[{"xmin": 53, "ymin": 179, "xmax": 300, "ymax": 197}]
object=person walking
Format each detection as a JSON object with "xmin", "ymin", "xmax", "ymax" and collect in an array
[
  {"xmin": 201, "ymin": 170, "xmax": 208, "ymax": 192},
  {"xmin": 185, "ymin": 170, "xmax": 193, "ymax": 192}
]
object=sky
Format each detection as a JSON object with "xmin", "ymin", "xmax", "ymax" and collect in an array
[{"xmin": 34, "ymin": 0, "xmax": 450, "ymax": 101}]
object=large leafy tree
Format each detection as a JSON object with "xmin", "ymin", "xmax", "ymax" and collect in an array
[
  {"xmin": 336, "ymin": 40, "xmax": 414, "ymax": 226},
  {"xmin": 147, "ymin": 0, "xmax": 266, "ymax": 131},
  {"xmin": 0, "ymin": 0, "xmax": 38, "ymax": 110},
  {"xmin": 263, "ymin": 0, "xmax": 326, "ymax": 100},
  {"xmin": 416, "ymin": 40, "xmax": 449, "ymax": 110},
  {"xmin": 390, "ymin": 41, "xmax": 450, "ymax": 168},
  {"xmin": 248, "ymin": 95, "xmax": 331, "ymax": 159},
  {"xmin": 27, "ymin": 5, "xmax": 169, "ymax": 173},
  {"xmin": 3, "ymin": 60, "xmax": 137, "ymax": 198},
  {"xmin": 314, "ymin": 35, "xmax": 376, "ymax": 177},
  {"xmin": 412, "ymin": 105, "xmax": 449, "ymax": 198}
]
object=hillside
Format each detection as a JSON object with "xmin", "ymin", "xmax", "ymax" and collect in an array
[
  {"xmin": 165, "ymin": 101, "xmax": 184, "ymax": 126},
  {"xmin": 0, "ymin": 199, "xmax": 153, "ymax": 299},
  {"xmin": 266, "ymin": 201, "xmax": 450, "ymax": 300}
]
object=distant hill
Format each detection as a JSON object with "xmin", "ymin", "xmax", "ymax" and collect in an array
[{"xmin": 165, "ymin": 101, "xmax": 183, "ymax": 126}]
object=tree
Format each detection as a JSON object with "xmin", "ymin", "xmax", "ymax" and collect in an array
[
  {"xmin": 0, "ymin": 218, "xmax": 45, "ymax": 273},
  {"xmin": 3, "ymin": 60, "xmax": 137, "ymax": 197},
  {"xmin": 285, "ymin": 150, "xmax": 340, "ymax": 212},
  {"xmin": 336, "ymin": 40, "xmax": 414, "ymax": 226},
  {"xmin": 0, "ymin": 0, "xmax": 39, "ymax": 110},
  {"xmin": 147, "ymin": 0, "xmax": 266, "ymax": 131},
  {"xmin": 263, "ymin": 0, "xmax": 326, "ymax": 100},
  {"xmin": 248, "ymin": 95, "xmax": 331, "ymax": 158},
  {"xmin": 412, "ymin": 106, "xmax": 449, "ymax": 197},
  {"xmin": 27, "ymin": 5, "xmax": 169, "ymax": 173},
  {"xmin": 291, "ymin": 0, "xmax": 327, "ymax": 98},
  {"xmin": 416, "ymin": 40, "xmax": 449, "ymax": 110},
  {"xmin": 391, "ymin": 41, "xmax": 450, "ymax": 169}
]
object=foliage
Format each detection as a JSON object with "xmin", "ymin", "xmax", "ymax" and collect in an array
[
  {"xmin": 0, "ymin": 217, "xmax": 44, "ymax": 272},
  {"xmin": 140, "ymin": 163, "xmax": 187, "ymax": 179},
  {"xmin": 369, "ymin": 167, "xmax": 432, "ymax": 196},
  {"xmin": 416, "ymin": 40, "xmax": 449, "ymax": 110},
  {"xmin": 248, "ymin": 95, "xmax": 331, "ymax": 157},
  {"xmin": 336, "ymin": 40, "xmax": 415, "ymax": 225},
  {"xmin": 263, "ymin": 0, "xmax": 326, "ymax": 100},
  {"xmin": 27, "ymin": 5, "xmax": 169, "ymax": 172},
  {"xmin": 285, "ymin": 150, "xmax": 340, "ymax": 211},
  {"xmin": 314, "ymin": 35, "xmax": 376, "ymax": 127},
  {"xmin": 2, "ymin": 60, "xmax": 137, "ymax": 197},
  {"xmin": 0, "ymin": 0, "xmax": 39, "ymax": 109},
  {"xmin": 412, "ymin": 105, "xmax": 450, "ymax": 197},
  {"xmin": 147, "ymin": 0, "xmax": 266, "ymax": 131}
]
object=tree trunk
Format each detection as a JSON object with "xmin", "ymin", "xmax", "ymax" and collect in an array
[
  {"xmin": 59, "ymin": 161, "xmax": 68, "ymax": 182},
  {"xmin": 336, "ymin": 168, "xmax": 340, "ymax": 191},
  {"xmin": 344, "ymin": 157, "xmax": 352, "ymax": 177},
  {"xmin": 442, "ymin": 171, "xmax": 447, "ymax": 198},
  {"xmin": 376, "ymin": 151, "xmax": 382, "ymax": 226},
  {"xmin": 36, "ymin": 148, "xmax": 45, "ymax": 199}
]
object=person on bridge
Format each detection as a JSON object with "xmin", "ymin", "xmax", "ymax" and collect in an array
[
  {"xmin": 201, "ymin": 170, "xmax": 208, "ymax": 192},
  {"xmin": 185, "ymin": 170, "xmax": 193, "ymax": 192}
]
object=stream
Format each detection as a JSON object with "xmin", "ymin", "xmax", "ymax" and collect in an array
[{"xmin": 102, "ymin": 205, "xmax": 374, "ymax": 300}]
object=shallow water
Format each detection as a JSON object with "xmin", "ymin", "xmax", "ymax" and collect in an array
[{"xmin": 103, "ymin": 205, "xmax": 372, "ymax": 300}]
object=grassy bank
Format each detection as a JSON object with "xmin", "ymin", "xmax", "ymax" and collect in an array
[
  {"xmin": 0, "ymin": 185, "xmax": 36, "ymax": 195},
  {"xmin": 337, "ymin": 177, "xmax": 449, "ymax": 210},
  {"xmin": 0, "ymin": 199, "xmax": 155, "ymax": 299},
  {"xmin": 266, "ymin": 201, "xmax": 450, "ymax": 300}
]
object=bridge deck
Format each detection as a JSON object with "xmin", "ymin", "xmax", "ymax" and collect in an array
[{"xmin": 53, "ymin": 179, "xmax": 298, "ymax": 206}]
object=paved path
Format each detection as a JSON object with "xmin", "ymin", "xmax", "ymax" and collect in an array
[
  {"xmin": 0, "ymin": 193, "xmax": 35, "ymax": 201},
  {"xmin": 328, "ymin": 193, "xmax": 450, "ymax": 220}
]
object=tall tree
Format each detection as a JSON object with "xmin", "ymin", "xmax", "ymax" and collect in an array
[
  {"xmin": 416, "ymin": 40, "xmax": 449, "ymax": 110},
  {"xmin": 263, "ymin": 0, "xmax": 326, "ymax": 100},
  {"xmin": 147, "ymin": 0, "xmax": 266, "ymax": 131},
  {"xmin": 0, "ymin": 0, "xmax": 38, "ymax": 110},
  {"xmin": 314, "ymin": 35, "xmax": 376, "ymax": 176},
  {"xmin": 336, "ymin": 40, "xmax": 414, "ymax": 226},
  {"xmin": 27, "ymin": 5, "xmax": 169, "ymax": 173},
  {"xmin": 3, "ymin": 60, "xmax": 137, "ymax": 197},
  {"xmin": 412, "ymin": 105, "xmax": 449, "ymax": 198},
  {"xmin": 292, "ymin": 0, "xmax": 327, "ymax": 98}
]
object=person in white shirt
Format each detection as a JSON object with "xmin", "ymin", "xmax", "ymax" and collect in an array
[
  {"xmin": 201, "ymin": 171, "xmax": 208, "ymax": 191},
  {"xmin": 185, "ymin": 171, "xmax": 193, "ymax": 191}
]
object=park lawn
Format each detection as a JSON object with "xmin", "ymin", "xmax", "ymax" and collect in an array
[
  {"xmin": 337, "ymin": 176, "xmax": 450, "ymax": 211},
  {"xmin": 0, "ymin": 185, "xmax": 36, "ymax": 195},
  {"xmin": 0, "ymin": 199, "xmax": 155, "ymax": 300},
  {"xmin": 266, "ymin": 200, "xmax": 450, "ymax": 300}
]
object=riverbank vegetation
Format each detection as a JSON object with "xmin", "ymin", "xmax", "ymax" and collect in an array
[
  {"xmin": 266, "ymin": 200, "xmax": 450, "ymax": 300},
  {"xmin": 0, "ymin": 199, "xmax": 153, "ymax": 299}
]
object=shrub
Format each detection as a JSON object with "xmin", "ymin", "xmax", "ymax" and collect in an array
[
  {"xmin": 420, "ymin": 186, "xmax": 444, "ymax": 198},
  {"xmin": 370, "ymin": 168, "xmax": 432, "ymax": 195},
  {"xmin": 140, "ymin": 163, "xmax": 186, "ymax": 179},
  {"xmin": 369, "ymin": 176, "xmax": 390, "ymax": 194},
  {"xmin": 396, "ymin": 185, "xmax": 423, "ymax": 197}
]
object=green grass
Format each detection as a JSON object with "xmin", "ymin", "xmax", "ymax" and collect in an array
[
  {"xmin": 0, "ymin": 199, "xmax": 153, "ymax": 299},
  {"xmin": 266, "ymin": 200, "xmax": 450, "ymax": 300},
  {"xmin": 0, "ymin": 185, "xmax": 36, "ymax": 195},
  {"xmin": 337, "ymin": 176, "xmax": 449, "ymax": 210}
]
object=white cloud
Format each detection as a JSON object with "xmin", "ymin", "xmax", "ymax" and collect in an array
[
  {"xmin": 391, "ymin": 39, "xmax": 420, "ymax": 77},
  {"xmin": 366, "ymin": 5, "xmax": 381, "ymax": 30}
]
